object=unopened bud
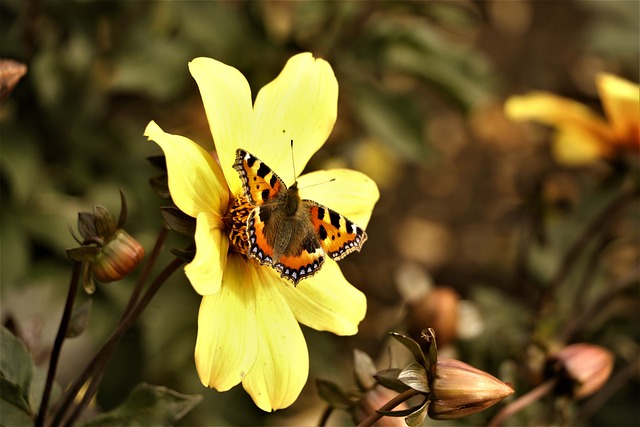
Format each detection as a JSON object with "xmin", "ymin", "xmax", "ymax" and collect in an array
[
  {"xmin": 429, "ymin": 357, "xmax": 514, "ymax": 420},
  {"xmin": 409, "ymin": 286, "xmax": 459, "ymax": 348},
  {"xmin": 92, "ymin": 230, "xmax": 144, "ymax": 283},
  {"xmin": 546, "ymin": 343, "xmax": 613, "ymax": 399}
]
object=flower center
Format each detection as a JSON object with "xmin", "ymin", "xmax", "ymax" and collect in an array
[{"xmin": 223, "ymin": 195, "xmax": 253, "ymax": 257}]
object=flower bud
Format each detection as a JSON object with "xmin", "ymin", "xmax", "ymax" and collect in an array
[
  {"xmin": 545, "ymin": 343, "xmax": 613, "ymax": 399},
  {"xmin": 351, "ymin": 387, "xmax": 408, "ymax": 427},
  {"xmin": 92, "ymin": 230, "xmax": 144, "ymax": 283},
  {"xmin": 409, "ymin": 286, "xmax": 459, "ymax": 348},
  {"xmin": 428, "ymin": 357, "xmax": 514, "ymax": 420}
]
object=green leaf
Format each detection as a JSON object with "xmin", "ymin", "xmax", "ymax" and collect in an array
[
  {"xmin": 316, "ymin": 379, "xmax": 354, "ymax": 409},
  {"xmin": 398, "ymin": 363, "xmax": 430, "ymax": 393},
  {"xmin": 80, "ymin": 383, "xmax": 202, "ymax": 426},
  {"xmin": 0, "ymin": 398, "xmax": 34, "ymax": 426},
  {"xmin": 389, "ymin": 332, "xmax": 427, "ymax": 367},
  {"xmin": 66, "ymin": 299, "xmax": 93, "ymax": 338},
  {"xmin": 93, "ymin": 205, "xmax": 116, "ymax": 238},
  {"xmin": 77, "ymin": 212, "xmax": 97, "ymax": 241},
  {"xmin": 374, "ymin": 368, "xmax": 410, "ymax": 393},
  {"xmin": 404, "ymin": 399, "xmax": 429, "ymax": 427},
  {"xmin": 423, "ymin": 328, "xmax": 438, "ymax": 374},
  {"xmin": 67, "ymin": 246, "xmax": 101, "ymax": 262},
  {"xmin": 0, "ymin": 326, "xmax": 35, "ymax": 417},
  {"xmin": 116, "ymin": 190, "xmax": 128, "ymax": 229},
  {"xmin": 160, "ymin": 207, "xmax": 196, "ymax": 236},
  {"xmin": 170, "ymin": 248, "xmax": 196, "ymax": 263},
  {"xmin": 353, "ymin": 349, "xmax": 377, "ymax": 391}
]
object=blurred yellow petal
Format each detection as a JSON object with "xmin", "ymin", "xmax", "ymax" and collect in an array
[
  {"xmin": 250, "ymin": 53, "xmax": 338, "ymax": 185},
  {"xmin": 189, "ymin": 57, "xmax": 253, "ymax": 195},
  {"xmin": 144, "ymin": 121, "xmax": 229, "ymax": 217},
  {"xmin": 597, "ymin": 73, "xmax": 640, "ymax": 149},
  {"xmin": 551, "ymin": 126, "xmax": 611, "ymax": 166},
  {"xmin": 242, "ymin": 266, "xmax": 308, "ymax": 411},
  {"xmin": 279, "ymin": 259, "xmax": 366, "ymax": 335},
  {"xmin": 298, "ymin": 169, "xmax": 380, "ymax": 229},
  {"xmin": 184, "ymin": 212, "xmax": 229, "ymax": 295},
  {"xmin": 195, "ymin": 254, "xmax": 258, "ymax": 391},
  {"xmin": 505, "ymin": 92, "xmax": 613, "ymax": 142}
]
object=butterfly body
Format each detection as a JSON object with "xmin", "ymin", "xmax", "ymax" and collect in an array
[{"xmin": 233, "ymin": 149, "xmax": 367, "ymax": 285}]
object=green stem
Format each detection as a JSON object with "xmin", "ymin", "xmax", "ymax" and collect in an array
[
  {"xmin": 35, "ymin": 261, "xmax": 82, "ymax": 427},
  {"xmin": 357, "ymin": 388, "xmax": 423, "ymax": 427},
  {"xmin": 55, "ymin": 256, "xmax": 184, "ymax": 427},
  {"xmin": 536, "ymin": 185, "xmax": 638, "ymax": 320},
  {"xmin": 120, "ymin": 226, "xmax": 169, "ymax": 319},
  {"xmin": 318, "ymin": 406, "xmax": 334, "ymax": 427}
]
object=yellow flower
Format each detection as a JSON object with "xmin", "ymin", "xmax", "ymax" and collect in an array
[
  {"xmin": 505, "ymin": 73, "xmax": 639, "ymax": 166},
  {"xmin": 144, "ymin": 53, "xmax": 379, "ymax": 411}
]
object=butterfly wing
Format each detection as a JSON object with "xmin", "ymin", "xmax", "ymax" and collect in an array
[
  {"xmin": 307, "ymin": 202, "xmax": 368, "ymax": 261},
  {"xmin": 233, "ymin": 149, "xmax": 287, "ymax": 206},
  {"xmin": 247, "ymin": 207, "xmax": 326, "ymax": 285}
]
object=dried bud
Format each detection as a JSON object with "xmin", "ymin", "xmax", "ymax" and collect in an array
[
  {"xmin": 409, "ymin": 286, "xmax": 459, "ymax": 348},
  {"xmin": 545, "ymin": 343, "xmax": 613, "ymax": 399},
  {"xmin": 92, "ymin": 229, "xmax": 145, "ymax": 283},
  {"xmin": 428, "ymin": 357, "xmax": 514, "ymax": 420},
  {"xmin": 351, "ymin": 387, "xmax": 408, "ymax": 427}
]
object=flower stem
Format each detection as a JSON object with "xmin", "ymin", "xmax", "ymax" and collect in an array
[
  {"xmin": 120, "ymin": 225, "xmax": 169, "ymax": 319},
  {"xmin": 357, "ymin": 388, "xmax": 423, "ymax": 427},
  {"xmin": 48, "ymin": 226, "xmax": 183, "ymax": 427},
  {"xmin": 487, "ymin": 379, "xmax": 557, "ymax": 427},
  {"xmin": 536, "ymin": 184, "xmax": 638, "ymax": 319},
  {"xmin": 318, "ymin": 406, "xmax": 334, "ymax": 427},
  {"xmin": 35, "ymin": 261, "xmax": 82, "ymax": 427},
  {"xmin": 53, "ymin": 256, "xmax": 184, "ymax": 427}
]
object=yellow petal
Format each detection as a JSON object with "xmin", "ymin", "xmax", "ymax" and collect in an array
[
  {"xmin": 194, "ymin": 254, "xmax": 258, "ymax": 391},
  {"xmin": 505, "ymin": 92, "xmax": 614, "ymax": 143},
  {"xmin": 551, "ymin": 126, "xmax": 611, "ymax": 166},
  {"xmin": 144, "ymin": 121, "xmax": 229, "ymax": 217},
  {"xmin": 279, "ymin": 259, "xmax": 366, "ymax": 335},
  {"xmin": 249, "ymin": 53, "xmax": 338, "ymax": 185},
  {"xmin": 597, "ymin": 73, "xmax": 640, "ymax": 149},
  {"xmin": 184, "ymin": 212, "xmax": 229, "ymax": 295},
  {"xmin": 189, "ymin": 57, "xmax": 254, "ymax": 195},
  {"xmin": 298, "ymin": 169, "xmax": 380, "ymax": 229},
  {"xmin": 242, "ymin": 266, "xmax": 308, "ymax": 411}
]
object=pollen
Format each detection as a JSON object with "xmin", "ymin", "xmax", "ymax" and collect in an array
[{"xmin": 224, "ymin": 195, "xmax": 253, "ymax": 257}]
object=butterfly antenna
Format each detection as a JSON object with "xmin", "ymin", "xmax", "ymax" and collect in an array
[
  {"xmin": 298, "ymin": 178, "xmax": 336, "ymax": 190},
  {"xmin": 290, "ymin": 139, "xmax": 297, "ymax": 179}
]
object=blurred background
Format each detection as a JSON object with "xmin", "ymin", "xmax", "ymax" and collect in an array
[{"xmin": 1, "ymin": 0, "xmax": 638, "ymax": 425}]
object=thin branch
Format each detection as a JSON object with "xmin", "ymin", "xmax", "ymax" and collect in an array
[
  {"xmin": 50, "ymin": 252, "xmax": 184, "ymax": 427},
  {"xmin": 120, "ymin": 226, "xmax": 169, "ymax": 319},
  {"xmin": 318, "ymin": 406, "xmax": 334, "ymax": 427},
  {"xmin": 356, "ymin": 388, "xmax": 423, "ymax": 427},
  {"xmin": 35, "ymin": 261, "xmax": 82, "ymax": 427},
  {"xmin": 536, "ymin": 185, "xmax": 638, "ymax": 319},
  {"xmin": 560, "ymin": 265, "xmax": 640, "ymax": 343}
]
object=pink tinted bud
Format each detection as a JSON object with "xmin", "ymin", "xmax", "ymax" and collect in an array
[
  {"xmin": 547, "ymin": 343, "xmax": 613, "ymax": 399},
  {"xmin": 429, "ymin": 358, "xmax": 514, "ymax": 420}
]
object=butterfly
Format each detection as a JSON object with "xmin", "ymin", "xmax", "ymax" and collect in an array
[{"xmin": 233, "ymin": 148, "xmax": 367, "ymax": 285}]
